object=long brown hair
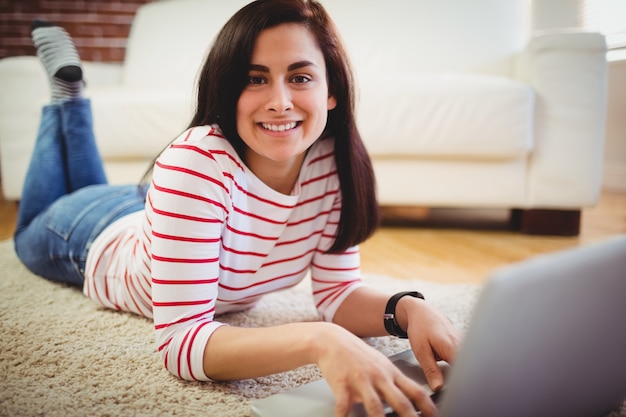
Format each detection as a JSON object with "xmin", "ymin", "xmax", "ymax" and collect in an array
[{"xmin": 152, "ymin": 0, "xmax": 379, "ymax": 252}]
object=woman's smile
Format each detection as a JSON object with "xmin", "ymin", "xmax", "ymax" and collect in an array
[{"xmin": 259, "ymin": 121, "xmax": 301, "ymax": 134}]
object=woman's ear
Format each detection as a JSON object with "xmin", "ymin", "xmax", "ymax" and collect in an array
[{"xmin": 327, "ymin": 95, "xmax": 337, "ymax": 110}]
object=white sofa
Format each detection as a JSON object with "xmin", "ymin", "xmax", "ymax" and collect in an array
[{"xmin": 0, "ymin": 0, "xmax": 608, "ymax": 235}]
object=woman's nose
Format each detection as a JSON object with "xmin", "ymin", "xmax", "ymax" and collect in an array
[{"xmin": 266, "ymin": 82, "xmax": 293, "ymax": 113}]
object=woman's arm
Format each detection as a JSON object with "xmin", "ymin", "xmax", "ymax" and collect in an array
[
  {"xmin": 202, "ymin": 284, "xmax": 457, "ymax": 417},
  {"xmin": 202, "ymin": 321, "xmax": 328, "ymax": 379},
  {"xmin": 203, "ymin": 319, "xmax": 438, "ymax": 417}
]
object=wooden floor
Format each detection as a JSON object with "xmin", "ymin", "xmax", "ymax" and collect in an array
[{"xmin": 1, "ymin": 183, "xmax": 624, "ymax": 285}]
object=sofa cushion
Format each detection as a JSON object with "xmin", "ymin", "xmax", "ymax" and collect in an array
[
  {"xmin": 358, "ymin": 75, "xmax": 534, "ymax": 160},
  {"xmin": 324, "ymin": 0, "xmax": 529, "ymax": 78},
  {"xmin": 122, "ymin": 0, "xmax": 249, "ymax": 91},
  {"xmin": 89, "ymin": 87, "xmax": 193, "ymax": 159}
]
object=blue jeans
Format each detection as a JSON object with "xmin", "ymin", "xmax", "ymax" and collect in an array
[{"xmin": 14, "ymin": 98, "xmax": 146, "ymax": 286}]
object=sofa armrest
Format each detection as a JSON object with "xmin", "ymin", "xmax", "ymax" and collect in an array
[
  {"xmin": 515, "ymin": 30, "xmax": 608, "ymax": 208},
  {"xmin": 0, "ymin": 57, "xmax": 47, "ymax": 199},
  {"xmin": 0, "ymin": 56, "xmax": 123, "ymax": 98},
  {"xmin": 0, "ymin": 56, "xmax": 123, "ymax": 200}
]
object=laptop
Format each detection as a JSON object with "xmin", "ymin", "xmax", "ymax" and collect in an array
[{"xmin": 250, "ymin": 235, "xmax": 626, "ymax": 417}]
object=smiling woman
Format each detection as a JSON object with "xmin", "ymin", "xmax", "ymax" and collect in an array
[{"xmin": 11, "ymin": 2, "xmax": 458, "ymax": 417}]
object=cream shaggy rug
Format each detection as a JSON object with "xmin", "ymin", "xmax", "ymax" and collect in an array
[{"xmin": 0, "ymin": 238, "xmax": 622, "ymax": 417}]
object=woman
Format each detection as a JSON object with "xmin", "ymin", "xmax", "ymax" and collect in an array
[{"xmin": 15, "ymin": 1, "xmax": 458, "ymax": 416}]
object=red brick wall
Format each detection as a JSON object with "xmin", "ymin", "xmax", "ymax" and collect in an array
[{"xmin": 0, "ymin": 0, "xmax": 153, "ymax": 62}]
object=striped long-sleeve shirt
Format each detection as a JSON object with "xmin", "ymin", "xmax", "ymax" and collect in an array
[{"xmin": 83, "ymin": 125, "xmax": 364, "ymax": 381}]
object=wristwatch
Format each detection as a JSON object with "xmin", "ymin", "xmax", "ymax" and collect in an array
[{"xmin": 383, "ymin": 291, "xmax": 425, "ymax": 338}]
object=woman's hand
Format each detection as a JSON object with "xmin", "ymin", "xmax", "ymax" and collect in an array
[
  {"xmin": 333, "ymin": 286, "xmax": 460, "ymax": 394},
  {"xmin": 329, "ymin": 286, "xmax": 460, "ymax": 415},
  {"xmin": 396, "ymin": 295, "xmax": 460, "ymax": 392},
  {"xmin": 313, "ymin": 323, "xmax": 438, "ymax": 417}
]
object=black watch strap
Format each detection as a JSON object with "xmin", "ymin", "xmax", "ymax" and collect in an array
[{"xmin": 383, "ymin": 291, "xmax": 425, "ymax": 338}]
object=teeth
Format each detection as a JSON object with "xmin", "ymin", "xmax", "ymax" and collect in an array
[{"xmin": 262, "ymin": 122, "xmax": 297, "ymax": 132}]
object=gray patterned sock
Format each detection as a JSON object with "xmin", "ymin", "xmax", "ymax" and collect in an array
[{"xmin": 31, "ymin": 20, "xmax": 83, "ymax": 102}]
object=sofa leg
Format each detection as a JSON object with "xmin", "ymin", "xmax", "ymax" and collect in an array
[{"xmin": 509, "ymin": 209, "xmax": 581, "ymax": 236}]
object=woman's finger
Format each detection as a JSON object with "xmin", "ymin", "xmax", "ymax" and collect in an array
[
  {"xmin": 411, "ymin": 340, "xmax": 445, "ymax": 391},
  {"xmin": 395, "ymin": 373, "xmax": 438, "ymax": 417},
  {"xmin": 333, "ymin": 386, "xmax": 352, "ymax": 417},
  {"xmin": 378, "ymin": 377, "xmax": 423, "ymax": 417},
  {"xmin": 359, "ymin": 383, "xmax": 387, "ymax": 417}
]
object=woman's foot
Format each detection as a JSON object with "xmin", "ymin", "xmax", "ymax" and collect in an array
[{"xmin": 31, "ymin": 19, "xmax": 83, "ymax": 102}]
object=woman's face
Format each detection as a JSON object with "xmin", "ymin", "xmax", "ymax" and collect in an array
[{"xmin": 236, "ymin": 23, "xmax": 337, "ymax": 177}]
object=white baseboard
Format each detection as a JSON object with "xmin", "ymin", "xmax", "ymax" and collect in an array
[{"xmin": 603, "ymin": 164, "xmax": 626, "ymax": 192}]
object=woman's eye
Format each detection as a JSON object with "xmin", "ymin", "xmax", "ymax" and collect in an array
[
  {"xmin": 248, "ymin": 76, "xmax": 266, "ymax": 85},
  {"xmin": 291, "ymin": 75, "xmax": 311, "ymax": 84}
]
